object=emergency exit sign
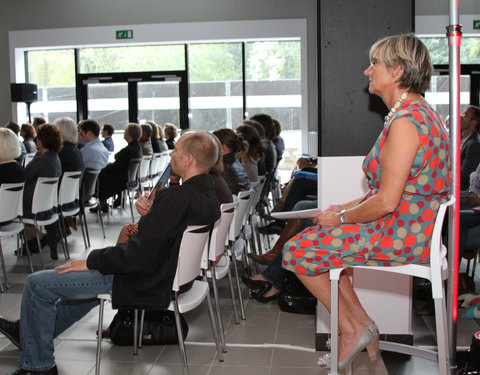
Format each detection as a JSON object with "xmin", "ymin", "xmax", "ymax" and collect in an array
[
  {"xmin": 474, "ymin": 20, "xmax": 480, "ymax": 30},
  {"xmin": 116, "ymin": 30, "xmax": 133, "ymax": 39}
]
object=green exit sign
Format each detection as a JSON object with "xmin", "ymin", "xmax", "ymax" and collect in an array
[
  {"xmin": 474, "ymin": 20, "xmax": 480, "ymax": 30},
  {"xmin": 116, "ymin": 30, "xmax": 133, "ymax": 39}
]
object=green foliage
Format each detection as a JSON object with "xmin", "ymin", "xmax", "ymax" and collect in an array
[
  {"xmin": 189, "ymin": 43, "xmax": 242, "ymax": 82},
  {"xmin": 27, "ymin": 50, "xmax": 75, "ymax": 87},
  {"xmin": 421, "ymin": 37, "xmax": 480, "ymax": 65}
]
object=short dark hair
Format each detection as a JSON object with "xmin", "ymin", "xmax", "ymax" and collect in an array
[
  {"xmin": 79, "ymin": 119, "xmax": 101, "ymax": 137},
  {"xmin": 21, "ymin": 123, "xmax": 36, "ymax": 139},
  {"xmin": 102, "ymin": 123, "xmax": 114, "ymax": 136},
  {"xmin": 213, "ymin": 128, "xmax": 245, "ymax": 154},
  {"xmin": 5, "ymin": 121, "xmax": 20, "ymax": 135},
  {"xmin": 250, "ymin": 114, "xmax": 276, "ymax": 140},
  {"xmin": 37, "ymin": 123, "xmax": 63, "ymax": 152},
  {"xmin": 33, "ymin": 116, "xmax": 47, "ymax": 127}
]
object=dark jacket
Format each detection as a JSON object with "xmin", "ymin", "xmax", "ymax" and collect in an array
[
  {"xmin": 166, "ymin": 138, "xmax": 175, "ymax": 150},
  {"xmin": 98, "ymin": 140, "xmax": 142, "ymax": 200},
  {"xmin": 23, "ymin": 138, "xmax": 37, "ymax": 154},
  {"xmin": 58, "ymin": 141, "xmax": 85, "ymax": 174},
  {"xmin": 221, "ymin": 153, "xmax": 251, "ymax": 195},
  {"xmin": 264, "ymin": 140, "xmax": 277, "ymax": 175},
  {"xmin": 23, "ymin": 151, "xmax": 62, "ymax": 218},
  {"xmin": 461, "ymin": 133, "xmax": 480, "ymax": 191},
  {"xmin": 87, "ymin": 174, "xmax": 221, "ymax": 310},
  {"xmin": 0, "ymin": 161, "xmax": 25, "ymax": 186}
]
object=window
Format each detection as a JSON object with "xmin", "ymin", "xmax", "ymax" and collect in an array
[{"xmin": 420, "ymin": 37, "xmax": 480, "ymax": 65}]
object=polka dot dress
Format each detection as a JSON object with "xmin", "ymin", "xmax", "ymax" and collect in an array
[{"xmin": 282, "ymin": 100, "xmax": 450, "ymax": 276}]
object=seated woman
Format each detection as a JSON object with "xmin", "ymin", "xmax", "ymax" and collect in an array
[
  {"xmin": 0, "ymin": 128, "xmax": 26, "ymax": 188},
  {"xmin": 23, "ymin": 123, "xmax": 63, "ymax": 260},
  {"xmin": 282, "ymin": 34, "xmax": 450, "ymax": 369},
  {"xmin": 164, "ymin": 122, "xmax": 178, "ymax": 150},
  {"xmin": 54, "ymin": 117, "xmax": 85, "ymax": 175},
  {"xmin": 212, "ymin": 128, "xmax": 251, "ymax": 195},
  {"xmin": 236, "ymin": 123, "xmax": 265, "ymax": 183},
  {"xmin": 20, "ymin": 123, "xmax": 37, "ymax": 154},
  {"xmin": 96, "ymin": 123, "xmax": 142, "ymax": 209},
  {"xmin": 148, "ymin": 121, "xmax": 168, "ymax": 153}
]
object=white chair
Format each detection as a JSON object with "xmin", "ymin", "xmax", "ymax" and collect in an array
[
  {"xmin": 23, "ymin": 177, "xmax": 66, "ymax": 268},
  {"xmin": 95, "ymin": 224, "xmax": 223, "ymax": 375},
  {"xmin": 23, "ymin": 152, "xmax": 35, "ymax": 168},
  {"xmin": 206, "ymin": 200, "xmax": 240, "ymax": 351},
  {"xmin": 58, "ymin": 171, "xmax": 85, "ymax": 253},
  {"xmin": 124, "ymin": 157, "xmax": 141, "ymax": 222},
  {"xmin": 0, "ymin": 182, "xmax": 32, "ymax": 291},
  {"xmin": 149, "ymin": 152, "xmax": 162, "ymax": 186},
  {"xmin": 328, "ymin": 197, "xmax": 454, "ymax": 375},
  {"xmin": 138, "ymin": 154, "xmax": 153, "ymax": 193},
  {"xmin": 80, "ymin": 169, "xmax": 105, "ymax": 245},
  {"xmin": 227, "ymin": 189, "xmax": 253, "ymax": 320}
]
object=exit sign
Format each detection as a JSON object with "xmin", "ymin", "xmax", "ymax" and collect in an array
[
  {"xmin": 116, "ymin": 30, "xmax": 133, "ymax": 39},
  {"xmin": 474, "ymin": 20, "xmax": 480, "ymax": 30}
]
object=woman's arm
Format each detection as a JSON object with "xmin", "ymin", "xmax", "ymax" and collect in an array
[{"xmin": 316, "ymin": 117, "xmax": 420, "ymax": 228}]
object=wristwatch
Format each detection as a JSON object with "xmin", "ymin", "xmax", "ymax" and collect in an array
[{"xmin": 339, "ymin": 209, "xmax": 347, "ymax": 224}]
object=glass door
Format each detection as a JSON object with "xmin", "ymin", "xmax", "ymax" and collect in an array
[
  {"xmin": 87, "ymin": 82, "xmax": 129, "ymax": 128},
  {"xmin": 138, "ymin": 80, "xmax": 180, "ymax": 126}
]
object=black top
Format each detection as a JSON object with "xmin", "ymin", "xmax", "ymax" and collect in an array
[
  {"xmin": 461, "ymin": 133, "xmax": 480, "ymax": 191},
  {"xmin": 0, "ymin": 161, "xmax": 25, "ymax": 186},
  {"xmin": 264, "ymin": 140, "xmax": 277, "ymax": 174},
  {"xmin": 23, "ymin": 138, "xmax": 37, "ymax": 154},
  {"xmin": 166, "ymin": 138, "xmax": 175, "ymax": 150},
  {"xmin": 58, "ymin": 141, "xmax": 85, "ymax": 174},
  {"xmin": 221, "ymin": 153, "xmax": 251, "ymax": 195},
  {"xmin": 87, "ymin": 174, "xmax": 221, "ymax": 310}
]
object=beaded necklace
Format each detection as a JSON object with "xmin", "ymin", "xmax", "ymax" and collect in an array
[{"xmin": 384, "ymin": 91, "xmax": 409, "ymax": 125}]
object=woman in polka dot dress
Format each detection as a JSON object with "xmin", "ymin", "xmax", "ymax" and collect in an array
[{"xmin": 282, "ymin": 34, "xmax": 450, "ymax": 369}]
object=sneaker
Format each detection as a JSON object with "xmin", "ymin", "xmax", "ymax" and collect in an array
[
  {"xmin": 8, "ymin": 365, "xmax": 58, "ymax": 375},
  {"xmin": 0, "ymin": 315, "xmax": 21, "ymax": 349}
]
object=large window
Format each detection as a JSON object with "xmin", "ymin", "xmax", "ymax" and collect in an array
[
  {"xmin": 420, "ymin": 37, "xmax": 480, "ymax": 65},
  {"xmin": 27, "ymin": 49, "xmax": 76, "ymax": 121}
]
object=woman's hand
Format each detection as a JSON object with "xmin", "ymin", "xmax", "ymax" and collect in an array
[
  {"xmin": 326, "ymin": 204, "xmax": 343, "ymax": 213},
  {"xmin": 55, "ymin": 259, "xmax": 88, "ymax": 274},
  {"xmin": 312, "ymin": 210, "xmax": 340, "ymax": 228}
]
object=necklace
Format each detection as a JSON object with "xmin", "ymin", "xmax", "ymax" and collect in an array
[{"xmin": 384, "ymin": 91, "xmax": 409, "ymax": 125}]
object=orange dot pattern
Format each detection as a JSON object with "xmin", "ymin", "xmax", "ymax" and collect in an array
[{"xmin": 282, "ymin": 99, "xmax": 451, "ymax": 276}]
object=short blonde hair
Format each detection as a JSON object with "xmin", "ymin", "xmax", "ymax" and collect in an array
[
  {"xmin": 369, "ymin": 34, "xmax": 433, "ymax": 93},
  {"xmin": 0, "ymin": 128, "xmax": 21, "ymax": 160},
  {"xmin": 181, "ymin": 131, "xmax": 218, "ymax": 173},
  {"xmin": 125, "ymin": 123, "xmax": 142, "ymax": 141}
]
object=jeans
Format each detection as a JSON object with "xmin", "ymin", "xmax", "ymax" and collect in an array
[
  {"xmin": 282, "ymin": 171, "xmax": 317, "ymax": 212},
  {"xmin": 19, "ymin": 269, "xmax": 112, "ymax": 371}
]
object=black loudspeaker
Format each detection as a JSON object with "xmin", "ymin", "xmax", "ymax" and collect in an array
[{"xmin": 10, "ymin": 83, "xmax": 38, "ymax": 103}]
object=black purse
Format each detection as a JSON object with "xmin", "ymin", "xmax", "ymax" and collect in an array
[
  {"xmin": 109, "ymin": 309, "xmax": 189, "ymax": 346},
  {"xmin": 278, "ymin": 271, "xmax": 317, "ymax": 315}
]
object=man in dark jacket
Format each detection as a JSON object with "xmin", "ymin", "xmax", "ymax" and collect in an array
[{"xmin": 0, "ymin": 131, "xmax": 221, "ymax": 375}]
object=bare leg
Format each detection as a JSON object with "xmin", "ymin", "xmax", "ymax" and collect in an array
[
  {"xmin": 297, "ymin": 272, "xmax": 365, "ymax": 362},
  {"xmin": 338, "ymin": 271, "xmax": 372, "ymax": 326}
]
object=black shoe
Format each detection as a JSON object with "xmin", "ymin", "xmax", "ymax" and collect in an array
[
  {"xmin": 259, "ymin": 221, "xmax": 285, "ymax": 235},
  {"xmin": 0, "ymin": 315, "xmax": 21, "ymax": 349},
  {"xmin": 8, "ymin": 365, "xmax": 58, "ymax": 375},
  {"xmin": 241, "ymin": 274, "xmax": 271, "ymax": 292},
  {"xmin": 252, "ymin": 289, "xmax": 280, "ymax": 303}
]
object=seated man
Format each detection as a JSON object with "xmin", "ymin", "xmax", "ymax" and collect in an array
[
  {"xmin": 101, "ymin": 123, "xmax": 115, "ymax": 152},
  {"xmin": 78, "ymin": 119, "xmax": 109, "ymax": 174},
  {"xmin": 0, "ymin": 131, "xmax": 221, "ymax": 375}
]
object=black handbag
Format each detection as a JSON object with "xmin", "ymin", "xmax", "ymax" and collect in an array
[
  {"xmin": 109, "ymin": 309, "xmax": 188, "ymax": 346},
  {"xmin": 278, "ymin": 271, "xmax": 317, "ymax": 315}
]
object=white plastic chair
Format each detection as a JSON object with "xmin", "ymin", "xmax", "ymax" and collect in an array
[
  {"xmin": 149, "ymin": 152, "xmax": 162, "ymax": 186},
  {"xmin": 0, "ymin": 183, "xmax": 32, "ymax": 291},
  {"xmin": 328, "ymin": 197, "xmax": 454, "ymax": 375},
  {"xmin": 58, "ymin": 171, "xmax": 85, "ymax": 253},
  {"xmin": 227, "ymin": 189, "xmax": 253, "ymax": 320},
  {"xmin": 138, "ymin": 154, "xmax": 153, "ymax": 193},
  {"xmin": 95, "ymin": 224, "xmax": 223, "ymax": 375},
  {"xmin": 206, "ymin": 200, "xmax": 240, "ymax": 351},
  {"xmin": 23, "ymin": 177, "xmax": 66, "ymax": 268}
]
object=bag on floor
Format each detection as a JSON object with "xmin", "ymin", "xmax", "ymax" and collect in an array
[
  {"xmin": 278, "ymin": 271, "xmax": 317, "ymax": 315},
  {"xmin": 109, "ymin": 309, "xmax": 188, "ymax": 346}
]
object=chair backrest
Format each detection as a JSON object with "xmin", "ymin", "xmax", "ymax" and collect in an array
[
  {"xmin": 58, "ymin": 171, "xmax": 82, "ymax": 206},
  {"xmin": 149, "ymin": 152, "xmax": 162, "ymax": 177},
  {"xmin": 126, "ymin": 158, "xmax": 141, "ymax": 189},
  {"xmin": 229, "ymin": 190, "xmax": 253, "ymax": 241},
  {"xmin": 81, "ymin": 169, "xmax": 99, "ymax": 202},
  {"xmin": 171, "ymin": 224, "xmax": 212, "ymax": 292},
  {"xmin": 31, "ymin": 177, "xmax": 59, "ymax": 215},
  {"xmin": 23, "ymin": 153, "xmax": 35, "ymax": 168},
  {"xmin": 0, "ymin": 182, "xmax": 25, "ymax": 222},
  {"xmin": 209, "ymin": 201, "xmax": 239, "ymax": 262},
  {"xmin": 138, "ymin": 155, "xmax": 153, "ymax": 180},
  {"xmin": 158, "ymin": 151, "xmax": 171, "ymax": 176}
]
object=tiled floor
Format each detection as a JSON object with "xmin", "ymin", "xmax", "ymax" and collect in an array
[{"xmin": 0, "ymin": 206, "xmax": 478, "ymax": 374}]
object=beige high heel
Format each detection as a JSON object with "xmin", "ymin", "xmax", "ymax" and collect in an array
[{"xmin": 365, "ymin": 320, "xmax": 380, "ymax": 362}]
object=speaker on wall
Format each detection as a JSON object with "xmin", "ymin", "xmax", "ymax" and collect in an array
[{"xmin": 11, "ymin": 83, "xmax": 38, "ymax": 103}]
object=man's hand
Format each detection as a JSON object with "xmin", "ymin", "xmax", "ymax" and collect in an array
[
  {"xmin": 55, "ymin": 259, "xmax": 89, "ymax": 274},
  {"xmin": 135, "ymin": 192, "xmax": 153, "ymax": 216}
]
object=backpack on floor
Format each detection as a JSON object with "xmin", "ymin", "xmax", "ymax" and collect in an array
[{"xmin": 278, "ymin": 271, "xmax": 317, "ymax": 314}]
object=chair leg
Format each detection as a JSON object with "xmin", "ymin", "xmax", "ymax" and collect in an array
[
  {"xmin": 133, "ymin": 309, "xmax": 139, "ymax": 355},
  {"xmin": 226, "ymin": 267, "xmax": 240, "ymax": 324},
  {"xmin": 34, "ymin": 221, "xmax": 45, "ymax": 269},
  {"xmin": 173, "ymin": 295, "xmax": 189, "ymax": 375},
  {"xmin": 97, "ymin": 206, "xmax": 106, "ymax": 239},
  {"xmin": 204, "ymin": 275, "xmax": 224, "ymax": 362},
  {"xmin": 211, "ymin": 265, "xmax": 227, "ymax": 352},
  {"xmin": 96, "ymin": 299, "xmax": 105, "ymax": 375},
  {"xmin": 57, "ymin": 220, "xmax": 69, "ymax": 260},
  {"xmin": 138, "ymin": 310, "xmax": 145, "ymax": 349},
  {"xmin": 0, "ymin": 241, "xmax": 6, "ymax": 292},
  {"xmin": 77, "ymin": 213, "xmax": 88, "ymax": 249},
  {"xmin": 22, "ymin": 231, "xmax": 34, "ymax": 273},
  {"xmin": 330, "ymin": 275, "xmax": 340, "ymax": 375},
  {"xmin": 434, "ymin": 291, "xmax": 450, "ymax": 375},
  {"xmin": 230, "ymin": 244, "xmax": 246, "ymax": 320},
  {"xmin": 128, "ymin": 191, "xmax": 135, "ymax": 223}
]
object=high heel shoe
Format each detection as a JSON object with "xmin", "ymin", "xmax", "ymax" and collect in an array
[
  {"xmin": 365, "ymin": 320, "xmax": 380, "ymax": 361},
  {"xmin": 317, "ymin": 326, "xmax": 375, "ymax": 370}
]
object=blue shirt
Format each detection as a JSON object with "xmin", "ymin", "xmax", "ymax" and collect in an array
[
  {"xmin": 80, "ymin": 138, "xmax": 109, "ymax": 173},
  {"xmin": 102, "ymin": 136, "xmax": 114, "ymax": 152}
]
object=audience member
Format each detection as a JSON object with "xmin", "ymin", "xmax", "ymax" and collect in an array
[
  {"xmin": 96, "ymin": 123, "xmax": 142, "ymax": 208},
  {"xmin": 212, "ymin": 128, "xmax": 251, "ymax": 195},
  {"xmin": 139, "ymin": 123, "xmax": 154, "ymax": 155},
  {"xmin": 460, "ymin": 105, "xmax": 480, "ymax": 191},
  {"xmin": 272, "ymin": 118, "xmax": 285, "ymax": 164},
  {"xmin": 32, "ymin": 116, "xmax": 47, "ymax": 132},
  {"xmin": 0, "ymin": 131, "xmax": 221, "ymax": 375},
  {"xmin": 23, "ymin": 123, "xmax": 63, "ymax": 260},
  {"xmin": 164, "ymin": 122, "xmax": 178, "ymax": 150},
  {"xmin": 250, "ymin": 113, "xmax": 277, "ymax": 174},
  {"xmin": 54, "ymin": 117, "xmax": 85, "ymax": 175},
  {"xmin": 20, "ymin": 123, "xmax": 37, "ymax": 154},
  {"xmin": 5, "ymin": 122, "xmax": 26, "ymax": 165},
  {"xmin": 242, "ymin": 119, "xmax": 267, "ymax": 176},
  {"xmin": 147, "ymin": 121, "xmax": 167, "ymax": 153},
  {"xmin": 0, "ymin": 128, "xmax": 25, "ymax": 187},
  {"xmin": 78, "ymin": 119, "xmax": 109, "ymax": 174},
  {"xmin": 101, "ymin": 123, "xmax": 115, "ymax": 152},
  {"xmin": 208, "ymin": 132, "xmax": 233, "ymax": 204},
  {"xmin": 236, "ymin": 123, "xmax": 265, "ymax": 182}
]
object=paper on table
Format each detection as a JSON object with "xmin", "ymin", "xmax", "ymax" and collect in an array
[{"xmin": 270, "ymin": 208, "xmax": 322, "ymax": 219}]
